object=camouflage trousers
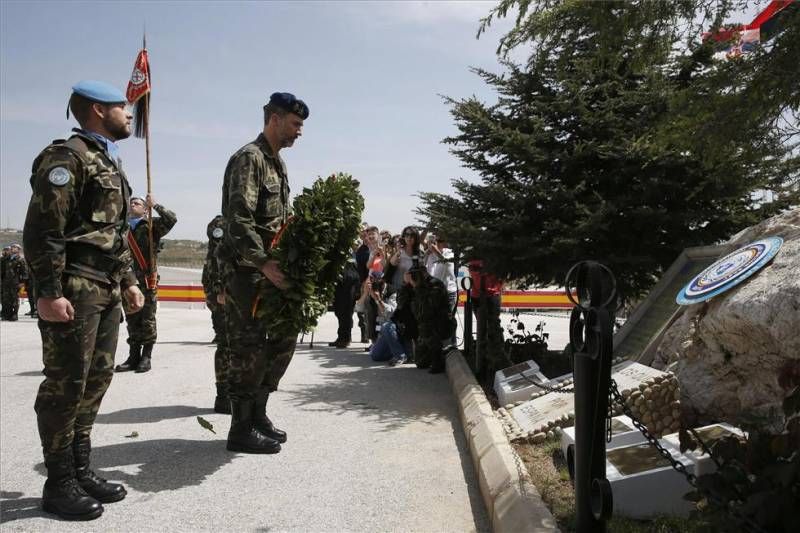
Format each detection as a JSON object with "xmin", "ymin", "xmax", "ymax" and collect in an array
[
  {"xmin": 125, "ymin": 287, "xmax": 157, "ymax": 344},
  {"xmin": 34, "ymin": 275, "xmax": 121, "ymax": 460},
  {"xmin": 1, "ymin": 283, "xmax": 20, "ymax": 318},
  {"xmin": 224, "ymin": 268, "xmax": 296, "ymax": 399},
  {"xmin": 206, "ymin": 296, "xmax": 230, "ymax": 385}
]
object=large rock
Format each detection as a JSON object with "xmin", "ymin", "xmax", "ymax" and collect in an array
[{"xmin": 653, "ymin": 209, "xmax": 800, "ymax": 428}]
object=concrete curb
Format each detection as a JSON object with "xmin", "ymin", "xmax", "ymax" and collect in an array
[{"xmin": 446, "ymin": 349, "xmax": 560, "ymax": 533}]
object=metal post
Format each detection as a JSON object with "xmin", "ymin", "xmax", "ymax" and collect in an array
[{"xmin": 567, "ymin": 261, "xmax": 616, "ymax": 532}]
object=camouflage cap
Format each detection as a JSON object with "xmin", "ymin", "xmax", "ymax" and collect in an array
[{"xmin": 268, "ymin": 92, "xmax": 309, "ymax": 119}]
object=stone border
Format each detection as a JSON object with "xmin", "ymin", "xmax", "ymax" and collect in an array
[{"xmin": 446, "ymin": 349, "xmax": 560, "ymax": 533}]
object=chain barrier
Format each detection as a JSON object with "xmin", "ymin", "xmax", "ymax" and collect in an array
[{"xmin": 607, "ymin": 378, "xmax": 767, "ymax": 533}]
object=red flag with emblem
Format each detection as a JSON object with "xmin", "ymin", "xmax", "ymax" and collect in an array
[
  {"xmin": 127, "ymin": 43, "xmax": 151, "ymax": 139},
  {"xmin": 126, "ymin": 49, "xmax": 150, "ymax": 103}
]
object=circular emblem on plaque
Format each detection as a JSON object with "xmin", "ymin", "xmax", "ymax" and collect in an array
[
  {"xmin": 212, "ymin": 227, "xmax": 224, "ymax": 239},
  {"xmin": 677, "ymin": 236, "xmax": 783, "ymax": 305}
]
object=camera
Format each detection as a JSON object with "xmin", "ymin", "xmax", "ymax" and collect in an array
[
  {"xmin": 411, "ymin": 255, "xmax": 420, "ymax": 268},
  {"xmin": 372, "ymin": 279, "xmax": 385, "ymax": 294}
]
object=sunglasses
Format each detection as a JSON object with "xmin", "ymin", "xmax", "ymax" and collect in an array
[{"xmin": 402, "ymin": 232, "xmax": 414, "ymax": 237}]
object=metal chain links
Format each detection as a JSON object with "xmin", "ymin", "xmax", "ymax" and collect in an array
[{"xmin": 607, "ymin": 378, "xmax": 767, "ymax": 533}]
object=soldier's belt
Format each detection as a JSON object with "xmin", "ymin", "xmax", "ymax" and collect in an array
[{"xmin": 66, "ymin": 243, "xmax": 127, "ymax": 281}]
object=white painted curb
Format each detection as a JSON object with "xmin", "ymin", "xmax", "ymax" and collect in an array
[{"xmin": 446, "ymin": 349, "xmax": 560, "ymax": 533}]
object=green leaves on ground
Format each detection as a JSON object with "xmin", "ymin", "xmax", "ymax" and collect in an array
[{"xmin": 197, "ymin": 416, "xmax": 216, "ymax": 434}]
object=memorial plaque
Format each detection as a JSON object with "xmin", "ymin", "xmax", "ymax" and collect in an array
[
  {"xmin": 606, "ymin": 440, "xmax": 696, "ymax": 518},
  {"xmin": 511, "ymin": 394, "xmax": 574, "ymax": 433},
  {"xmin": 511, "ymin": 361, "xmax": 667, "ymax": 433},
  {"xmin": 607, "ymin": 444, "xmax": 671, "ymax": 475},
  {"xmin": 663, "ymin": 423, "xmax": 746, "ymax": 477},
  {"xmin": 560, "ymin": 415, "xmax": 642, "ymax": 461},
  {"xmin": 502, "ymin": 362, "xmax": 536, "ymax": 379},
  {"xmin": 611, "ymin": 361, "xmax": 668, "ymax": 392}
]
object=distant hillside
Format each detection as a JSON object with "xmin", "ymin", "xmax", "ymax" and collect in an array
[{"xmin": 1, "ymin": 228, "xmax": 207, "ymax": 267}]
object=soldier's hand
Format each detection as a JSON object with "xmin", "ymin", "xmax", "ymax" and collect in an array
[
  {"xmin": 124, "ymin": 286, "xmax": 145, "ymax": 313},
  {"xmin": 38, "ymin": 297, "xmax": 75, "ymax": 322},
  {"xmin": 146, "ymin": 194, "xmax": 156, "ymax": 208},
  {"xmin": 216, "ymin": 292, "xmax": 226, "ymax": 305},
  {"xmin": 260, "ymin": 260, "xmax": 288, "ymax": 290}
]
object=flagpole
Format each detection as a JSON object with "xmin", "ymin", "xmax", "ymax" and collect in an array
[
  {"xmin": 145, "ymin": 87, "xmax": 155, "ymax": 288},
  {"xmin": 140, "ymin": 30, "xmax": 156, "ymax": 289}
]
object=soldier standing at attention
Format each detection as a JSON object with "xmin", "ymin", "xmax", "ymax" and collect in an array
[
  {"xmin": 23, "ymin": 80, "xmax": 145, "ymax": 520},
  {"xmin": 202, "ymin": 214, "xmax": 231, "ymax": 413},
  {"xmin": 0, "ymin": 247, "xmax": 8, "ymax": 318},
  {"xmin": 114, "ymin": 194, "xmax": 177, "ymax": 373},
  {"xmin": 218, "ymin": 92, "xmax": 308, "ymax": 454},
  {"xmin": 1, "ymin": 244, "xmax": 27, "ymax": 321}
]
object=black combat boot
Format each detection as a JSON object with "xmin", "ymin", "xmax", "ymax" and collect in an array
[
  {"xmin": 214, "ymin": 383, "xmax": 231, "ymax": 414},
  {"xmin": 73, "ymin": 435, "xmax": 127, "ymax": 503},
  {"xmin": 115, "ymin": 344, "xmax": 141, "ymax": 372},
  {"xmin": 226, "ymin": 397, "xmax": 281, "ymax": 454},
  {"xmin": 252, "ymin": 389, "xmax": 287, "ymax": 443},
  {"xmin": 135, "ymin": 343, "xmax": 153, "ymax": 373},
  {"xmin": 42, "ymin": 452, "xmax": 104, "ymax": 521}
]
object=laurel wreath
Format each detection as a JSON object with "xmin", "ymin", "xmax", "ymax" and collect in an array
[{"xmin": 258, "ymin": 173, "xmax": 364, "ymax": 337}]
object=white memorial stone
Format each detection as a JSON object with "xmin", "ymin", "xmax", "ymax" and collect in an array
[
  {"xmin": 606, "ymin": 440, "xmax": 695, "ymax": 518},
  {"xmin": 662, "ymin": 423, "xmax": 746, "ymax": 477},
  {"xmin": 559, "ymin": 415, "xmax": 643, "ymax": 461},
  {"xmin": 511, "ymin": 361, "xmax": 670, "ymax": 435},
  {"xmin": 493, "ymin": 360, "xmax": 551, "ymax": 406}
]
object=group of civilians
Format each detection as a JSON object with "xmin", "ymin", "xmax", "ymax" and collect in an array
[{"xmin": 329, "ymin": 224, "xmax": 457, "ymax": 373}]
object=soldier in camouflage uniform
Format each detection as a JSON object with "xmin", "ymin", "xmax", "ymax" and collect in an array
[
  {"xmin": 202, "ymin": 215, "xmax": 231, "ymax": 413},
  {"xmin": 1, "ymin": 243, "xmax": 27, "ymax": 321},
  {"xmin": 114, "ymin": 194, "xmax": 177, "ymax": 374},
  {"xmin": 23, "ymin": 81, "xmax": 145, "ymax": 521},
  {"xmin": 217, "ymin": 92, "xmax": 308, "ymax": 454},
  {"xmin": 406, "ymin": 266, "xmax": 456, "ymax": 373}
]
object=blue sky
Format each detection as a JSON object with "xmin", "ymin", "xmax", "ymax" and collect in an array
[{"xmin": 1, "ymin": 0, "xmax": 515, "ymax": 240}]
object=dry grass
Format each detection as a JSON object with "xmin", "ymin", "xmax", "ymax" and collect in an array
[{"xmin": 513, "ymin": 436, "xmax": 712, "ymax": 533}]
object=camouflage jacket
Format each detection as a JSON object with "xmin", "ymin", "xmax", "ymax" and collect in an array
[
  {"xmin": 23, "ymin": 130, "xmax": 136, "ymax": 299},
  {"xmin": 412, "ymin": 275, "xmax": 455, "ymax": 341},
  {"xmin": 201, "ymin": 215, "xmax": 225, "ymax": 296},
  {"xmin": 1, "ymin": 254, "xmax": 27, "ymax": 287},
  {"xmin": 218, "ymin": 133, "xmax": 291, "ymax": 270},
  {"xmin": 128, "ymin": 204, "xmax": 177, "ymax": 285}
]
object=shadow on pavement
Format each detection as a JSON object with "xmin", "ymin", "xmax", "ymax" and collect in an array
[
  {"xmin": 31, "ymin": 439, "xmax": 233, "ymax": 493},
  {"xmin": 95, "ymin": 405, "xmax": 216, "ymax": 424},
  {"xmin": 0, "ymin": 490, "xmax": 48, "ymax": 524},
  {"xmin": 286, "ymin": 346, "xmax": 453, "ymax": 432}
]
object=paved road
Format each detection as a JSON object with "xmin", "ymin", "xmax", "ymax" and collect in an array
[{"xmin": 0, "ymin": 306, "xmax": 489, "ymax": 532}]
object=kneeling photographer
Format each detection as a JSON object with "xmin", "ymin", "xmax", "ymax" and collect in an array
[{"xmin": 357, "ymin": 271, "xmax": 418, "ymax": 366}]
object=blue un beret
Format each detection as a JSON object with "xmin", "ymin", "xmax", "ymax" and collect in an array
[
  {"xmin": 268, "ymin": 92, "xmax": 309, "ymax": 119},
  {"xmin": 72, "ymin": 80, "xmax": 127, "ymax": 104}
]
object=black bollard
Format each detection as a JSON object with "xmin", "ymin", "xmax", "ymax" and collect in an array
[{"xmin": 566, "ymin": 261, "xmax": 616, "ymax": 532}]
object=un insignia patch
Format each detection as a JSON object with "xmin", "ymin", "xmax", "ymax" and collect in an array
[
  {"xmin": 212, "ymin": 228, "xmax": 224, "ymax": 239},
  {"xmin": 48, "ymin": 167, "xmax": 71, "ymax": 187}
]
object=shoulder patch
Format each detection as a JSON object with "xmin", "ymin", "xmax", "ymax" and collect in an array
[
  {"xmin": 48, "ymin": 167, "xmax": 71, "ymax": 187},
  {"xmin": 212, "ymin": 227, "xmax": 224, "ymax": 239}
]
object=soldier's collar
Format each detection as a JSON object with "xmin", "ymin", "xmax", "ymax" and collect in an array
[{"xmin": 255, "ymin": 133, "xmax": 279, "ymax": 161}]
